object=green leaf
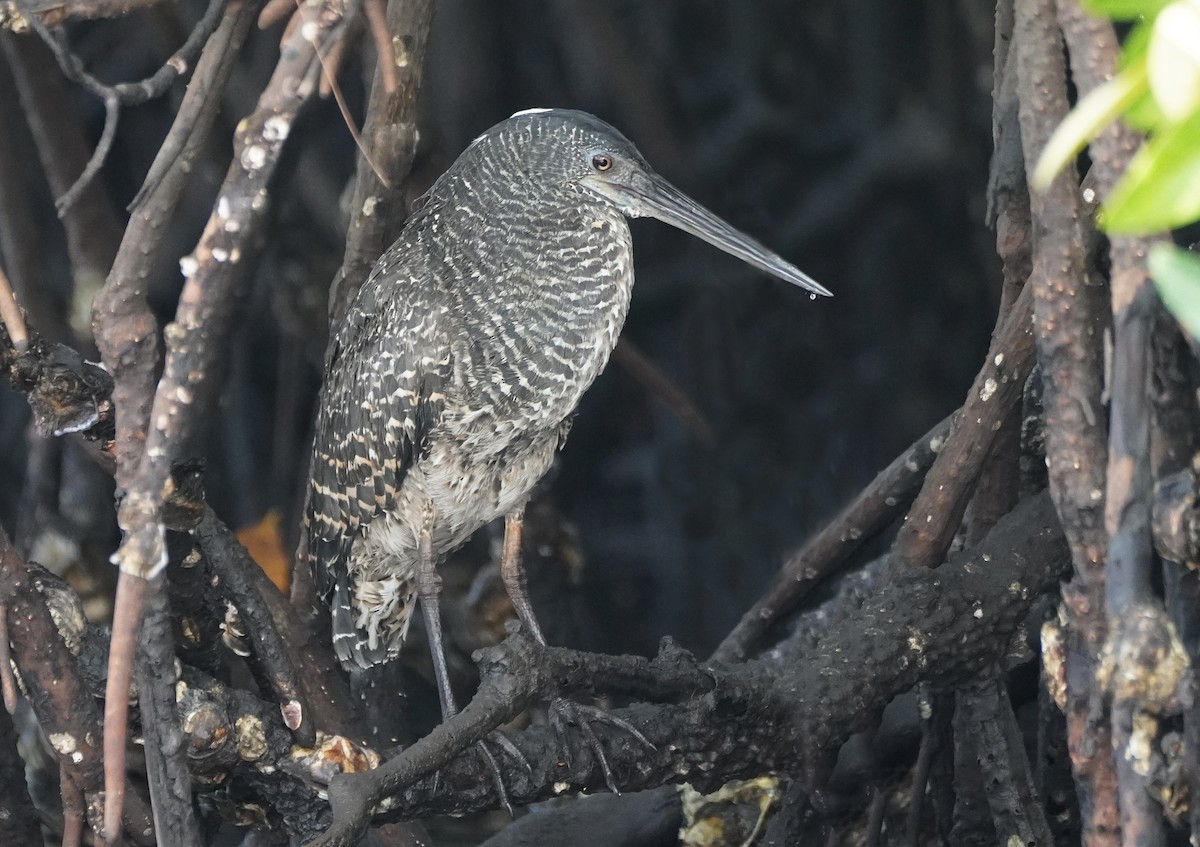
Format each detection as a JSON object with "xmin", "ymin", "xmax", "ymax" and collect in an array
[
  {"xmin": 1120, "ymin": 18, "xmax": 1154, "ymax": 70},
  {"xmin": 1150, "ymin": 244, "xmax": 1200, "ymax": 340},
  {"xmin": 1102, "ymin": 110, "xmax": 1200, "ymax": 232},
  {"xmin": 1123, "ymin": 86, "xmax": 1168, "ymax": 131},
  {"xmin": 1032, "ymin": 59, "xmax": 1148, "ymax": 190},
  {"xmin": 1149, "ymin": 0, "xmax": 1200, "ymax": 120},
  {"xmin": 1083, "ymin": 0, "xmax": 1170, "ymax": 18}
]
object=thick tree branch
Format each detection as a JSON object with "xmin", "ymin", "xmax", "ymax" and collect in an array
[
  {"xmin": 0, "ymin": 529, "xmax": 156, "ymax": 845},
  {"xmin": 1014, "ymin": 0, "xmax": 1116, "ymax": 841},
  {"xmin": 1056, "ymin": 4, "xmax": 1181, "ymax": 843},
  {"xmin": 307, "ymin": 492, "xmax": 1068, "ymax": 846}
]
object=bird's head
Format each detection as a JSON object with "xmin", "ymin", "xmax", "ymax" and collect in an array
[{"xmin": 471, "ymin": 109, "xmax": 831, "ymax": 298}]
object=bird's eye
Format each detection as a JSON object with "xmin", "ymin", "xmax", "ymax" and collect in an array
[{"xmin": 591, "ymin": 153, "xmax": 614, "ymax": 172}]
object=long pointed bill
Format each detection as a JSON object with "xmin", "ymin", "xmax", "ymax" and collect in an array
[{"xmin": 583, "ymin": 170, "xmax": 832, "ymax": 297}]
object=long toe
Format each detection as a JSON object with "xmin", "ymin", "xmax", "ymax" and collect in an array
[
  {"xmin": 486, "ymin": 729, "xmax": 533, "ymax": 774},
  {"xmin": 474, "ymin": 740, "xmax": 513, "ymax": 815},
  {"xmin": 548, "ymin": 699, "xmax": 653, "ymax": 794},
  {"xmin": 473, "ymin": 730, "xmax": 532, "ymax": 816}
]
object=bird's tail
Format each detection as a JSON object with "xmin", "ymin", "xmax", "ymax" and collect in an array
[{"xmin": 330, "ymin": 572, "xmax": 410, "ymax": 670}]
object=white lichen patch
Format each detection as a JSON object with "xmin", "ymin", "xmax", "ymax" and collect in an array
[
  {"xmin": 392, "ymin": 35, "xmax": 410, "ymax": 67},
  {"xmin": 263, "ymin": 115, "xmax": 291, "ymax": 143},
  {"xmin": 241, "ymin": 144, "xmax": 268, "ymax": 172},
  {"xmin": 1127, "ymin": 713, "xmax": 1158, "ymax": 776},
  {"xmin": 48, "ymin": 733, "xmax": 77, "ymax": 756},
  {"xmin": 179, "ymin": 255, "xmax": 199, "ymax": 278},
  {"xmin": 980, "ymin": 377, "xmax": 998, "ymax": 401},
  {"xmin": 235, "ymin": 715, "xmax": 268, "ymax": 761}
]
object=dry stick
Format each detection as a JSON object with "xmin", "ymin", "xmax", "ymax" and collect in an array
[
  {"xmin": 19, "ymin": 0, "xmax": 229, "ymax": 214},
  {"xmin": 1056, "ymin": 3, "xmax": 1174, "ymax": 843},
  {"xmin": 193, "ymin": 507, "xmax": 310, "ymax": 736},
  {"xmin": 19, "ymin": 0, "xmax": 165, "ymax": 25},
  {"xmin": 0, "ymin": 605, "xmax": 16, "ymax": 714},
  {"xmin": 128, "ymin": 3, "xmax": 255, "ymax": 209},
  {"xmin": 0, "ymin": 267, "xmax": 28, "ymax": 352},
  {"xmin": 0, "ymin": 70, "xmax": 73, "ymax": 347},
  {"xmin": 1014, "ymin": 0, "xmax": 1117, "ymax": 842},
  {"xmin": 361, "ymin": 0, "xmax": 399, "ymax": 94},
  {"xmin": 106, "ymin": 0, "xmax": 343, "ymax": 810},
  {"xmin": 904, "ymin": 705, "xmax": 942, "ymax": 847},
  {"xmin": 0, "ymin": 668, "xmax": 39, "ymax": 847},
  {"xmin": 3, "ymin": 32, "xmax": 124, "ymax": 340},
  {"xmin": 946, "ymin": 8, "xmax": 1049, "ymax": 841},
  {"xmin": 890, "ymin": 283, "xmax": 1034, "ymax": 570},
  {"xmin": 308, "ymin": 492, "xmax": 1069, "ymax": 846},
  {"xmin": 713, "ymin": 412, "xmax": 952, "ymax": 664},
  {"xmin": 329, "ymin": 0, "xmax": 435, "ymax": 327},
  {"xmin": 90, "ymin": 0, "xmax": 272, "ymax": 840},
  {"xmin": 1152, "ymin": 335, "xmax": 1200, "ymax": 841},
  {"xmin": 0, "ymin": 529, "xmax": 156, "ymax": 845},
  {"xmin": 102, "ymin": 570, "xmax": 146, "ymax": 842},
  {"xmin": 135, "ymin": 575, "xmax": 203, "ymax": 847},
  {"xmin": 60, "ymin": 766, "xmax": 85, "ymax": 847},
  {"xmin": 969, "ymin": 0, "xmax": 1033, "ymax": 547},
  {"xmin": 611, "ymin": 340, "xmax": 716, "ymax": 446}
]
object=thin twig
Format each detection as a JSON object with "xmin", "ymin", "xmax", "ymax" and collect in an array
[
  {"xmin": 101, "ymin": 571, "xmax": 147, "ymax": 841},
  {"xmin": 18, "ymin": 0, "xmax": 228, "ymax": 214},
  {"xmin": 329, "ymin": 0, "xmax": 434, "ymax": 325},
  {"xmin": 891, "ymin": 282, "xmax": 1035, "ymax": 568},
  {"xmin": 612, "ymin": 340, "xmax": 715, "ymax": 446},
  {"xmin": 60, "ymin": 765, "xmax": 84, "ymax": 847},
  {"xmin": 56, "ymin": 93, "xmax": 120, "ymax": 216},
  {"xmin": 19, "ymin": 0, "xmax": 165, "ymax": 25},
  {"xmin": 0, "ymin": 266, "xmax": 28, "ymax": 352},
  {"xmin": 362, "ymin": 0, "xmax": 398, "ymax": 94},
  {"xmin": 0, "ymin": 604, "xmax": 15, "ymax": 715}
]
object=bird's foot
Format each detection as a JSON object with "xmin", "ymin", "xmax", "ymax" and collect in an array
[
  {"xmin": 548, "ymin": 698, "xmax": 654, "ymax": 793},
  {"xmin": 473, "ymin": 730, "xmax": 532, "ymax": 815}
]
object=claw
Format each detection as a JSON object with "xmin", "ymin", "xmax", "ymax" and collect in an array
[
  {"xmin": 472, "ymin": 730, "xmax": 532, "ymax": 816},
  {"xmin": 475, "ymin": 740, "xmax": 513, "ymax": 816},
  {"xmin": 487, "ymin": 729, "xmax": 533, "ymax": 774},
  {"xmin": 548, "ymin": 699, "xmax": 653, "ymax": 794}
]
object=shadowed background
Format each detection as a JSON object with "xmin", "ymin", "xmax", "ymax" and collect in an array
[{"xmin": 0, "ymin": 0, "xmax": 997, "ymax": 668}]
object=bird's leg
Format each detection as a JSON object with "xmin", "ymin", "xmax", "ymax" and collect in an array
[
  {"xmin": 499, "ymin": 507, "xmax": 653, "ymax": 794},
  {"xmin": 415, "ymin": 503, "xmax": 457, "ymax": 720},
  {"xmin": 415, "ymin": 502, "xmax": 523, "ymax": 812},
  {"xmin": 499, "ymin": 508, "xmax": 545, "ymax": 643}
]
